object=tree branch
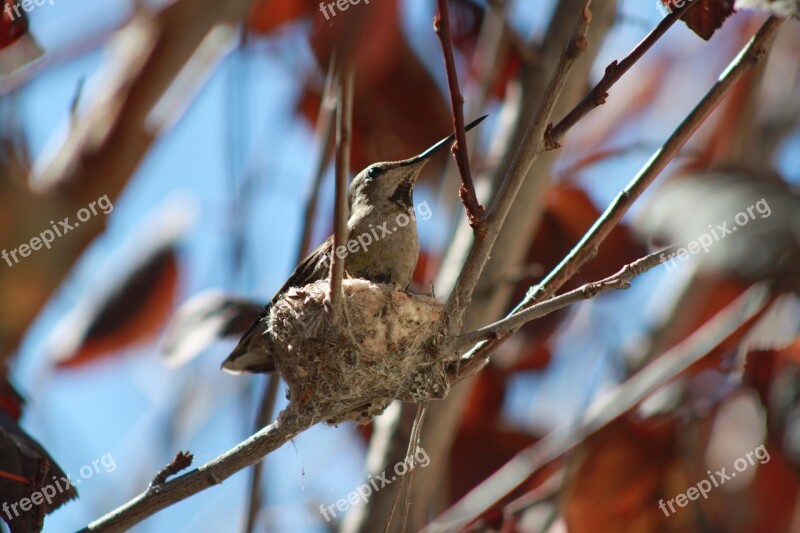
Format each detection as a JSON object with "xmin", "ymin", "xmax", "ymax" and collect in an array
[
  {"xmin": 447, "ymin": 246, "xmax": 679, "ymax": 364},
  {"xmin": 443, "ymin": 0, "xmax": 594, "ymax": 333},
  {"xmin": 298, "ymin": 56, "xmax": 338, "ymax": 263},
  {"xmin": 368, "ymin": 3, "xmax": 617, "ymax": 529},
  {"xmin": 545, "ymin": 0, "xmax": 698, "ymax": 148},
  {"xmin": 326, "ymin": 67, "xmax": 354, "ymax": 315},
  {"xmin": 425, "ymin": 284, "xmax": 773, "ymax": 532},
  {"xmin": 434, "ymin": 0, "xmax": 485, "ymax": 225},
  {"xmin": 457, "ymin": 15, "xmax": 785, "ymax": 377},
  {"xmin": 78, "ymin": 409, "xmax": 315, "ymax": 532},
  {"xmin": 77, "ymin": 12, "xmax": 785, "ymax": 533}
]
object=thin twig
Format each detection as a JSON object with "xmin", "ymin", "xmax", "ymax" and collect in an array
[
  {"xmin": 69, "ymin": 77, "xmax": 86, "ymax": 127},
  {"xmin": 298, "ymin": 57, "xmax": 338, "ymax": 261},
  {"xmin": 385, "ymin": 9, "xmax": 597, "ymax": 523},
  {"xmin": 434, "ymin": 0, "xmax": 485, "ymax": 226},
  {"xmin": 448, "ymin": 246, "xmax": 679, "ymax": 365},
  {"xmin": 545, "ymin": 0, "xmax": 698, "ymax": 148},
  {"xmin": 326, "ymin": 67, "xmax": 353, "ymax": 315},
  {"xmin": 501, "ymin": 470, "xmax": 563, "ymax": 522},
  {"xmin": 530, "ymin": 17, "xmax": 783, "ymax": 303},
  {"xmin": 428, "ymin": 0, "xmax": 508, "ymax": 281},
  {"xmin": 483, "ymin": 0, "xmax": 535, "ymax": 67},
  {"xmin": 425, "ymin": 285, "xmax": 773, "ymax": 532},
  {"xmin": 79, "ymin": 410, "xmax": 314, "ymax": 532},
  {"xmin": 443, "ymin": 1, "xmax": 594, "ymax": 333},
  {"xmin": 400, "ymin": 403, "xmax": 428, "ymax": 532},
  {"xmin": 384, "ymin": 403, "xmax": 428, "ymax": 532},
  {"xmin": 456, "ymin": 15, "xmax": 785, "ymax": 378},
  {"xmin": 76, "ymin": 15, "xmax": 785, "ymax": 533}
]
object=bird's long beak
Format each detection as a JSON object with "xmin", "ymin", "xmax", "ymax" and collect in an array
[{"xmin": 401, "ymin": 114, "xmax": 488, "ymax": 167}]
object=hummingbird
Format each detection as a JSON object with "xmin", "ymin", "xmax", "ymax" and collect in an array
[{"xmin": 221, "ymin": 115, "xmax": 487, "ymax": 374}]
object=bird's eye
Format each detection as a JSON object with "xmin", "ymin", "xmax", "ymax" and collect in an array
[{"xmin": 367, "ymin": 167, "xmax": 381, "ymax": 180}]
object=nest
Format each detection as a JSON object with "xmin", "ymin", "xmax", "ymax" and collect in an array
[{"xmin": 267, "ymin": 279, "xmax": 450, "ymax": 425}]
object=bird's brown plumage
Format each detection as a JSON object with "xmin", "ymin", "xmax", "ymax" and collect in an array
[{"xmin": 222, "ymin": 115, "xmax": 487, "ymax": 374}]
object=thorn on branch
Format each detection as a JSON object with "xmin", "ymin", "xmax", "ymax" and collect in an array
[
  {"xmin": 567, "ymin": 35, "xmax": 588, "ymax": 57},
  {"xmin": 581, "ymin": 283, "xmax": 599, "ymax": 298},
  {"xmin": 459, "ymin": 186, "xmax": 486, "ymax": 226},
  {"xmin": 150, "ymin": 451, "xmax": 194, "ymax": 489},
  {"xmin": 544, "ymin": 123, "xmax": 561, "ymax": 151}
]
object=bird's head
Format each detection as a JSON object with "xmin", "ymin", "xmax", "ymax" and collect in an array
[{"xmin": 348, "ymin": 115, "xmax": 487, "ymax": 216}]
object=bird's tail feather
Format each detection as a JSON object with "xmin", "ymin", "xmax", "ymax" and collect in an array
[{"xmin": 221, "ymin": 306, "xmax": 275, "ymax": 373}]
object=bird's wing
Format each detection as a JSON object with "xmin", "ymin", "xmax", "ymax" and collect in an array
[
  {"xmin": 221, "ymin": 237, "xmax": 335, "ymax": 374},
  {"xmin": 272, "ymin": 237, "xmax": 334, "ymax": 298}
]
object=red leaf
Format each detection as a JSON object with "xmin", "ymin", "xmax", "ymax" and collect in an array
[
  {"xmin": 562, "ymin": 416, "xmax": 692, "ymax": 532},
  {"xmin": 248, "ymin": 0, "xmax": 315, "ymax": 33},
  {"xmin": 0, "ymin": 0, "xmax": 28, "ymax": 50},
  {"xmin": 299, "ymin": 0, "xmax": 452, "ymax": 170},
  {"xmin": 0, "ymin": 379, "xmax": 23, "ymax": 422},
  {"xmin": 54, "ymin": 248, "xmax": 180, "ymax": 368},
  {"xmin": 663, "ymin": 0, "xmax": 735, "ymax": 40},
  {"xmin": 450, "ymin": 425, "xmax": 540, "ymax": 505},
  {"xmin": 0, "ymin": 400, "xmax": 78, "ymax": 532}
]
